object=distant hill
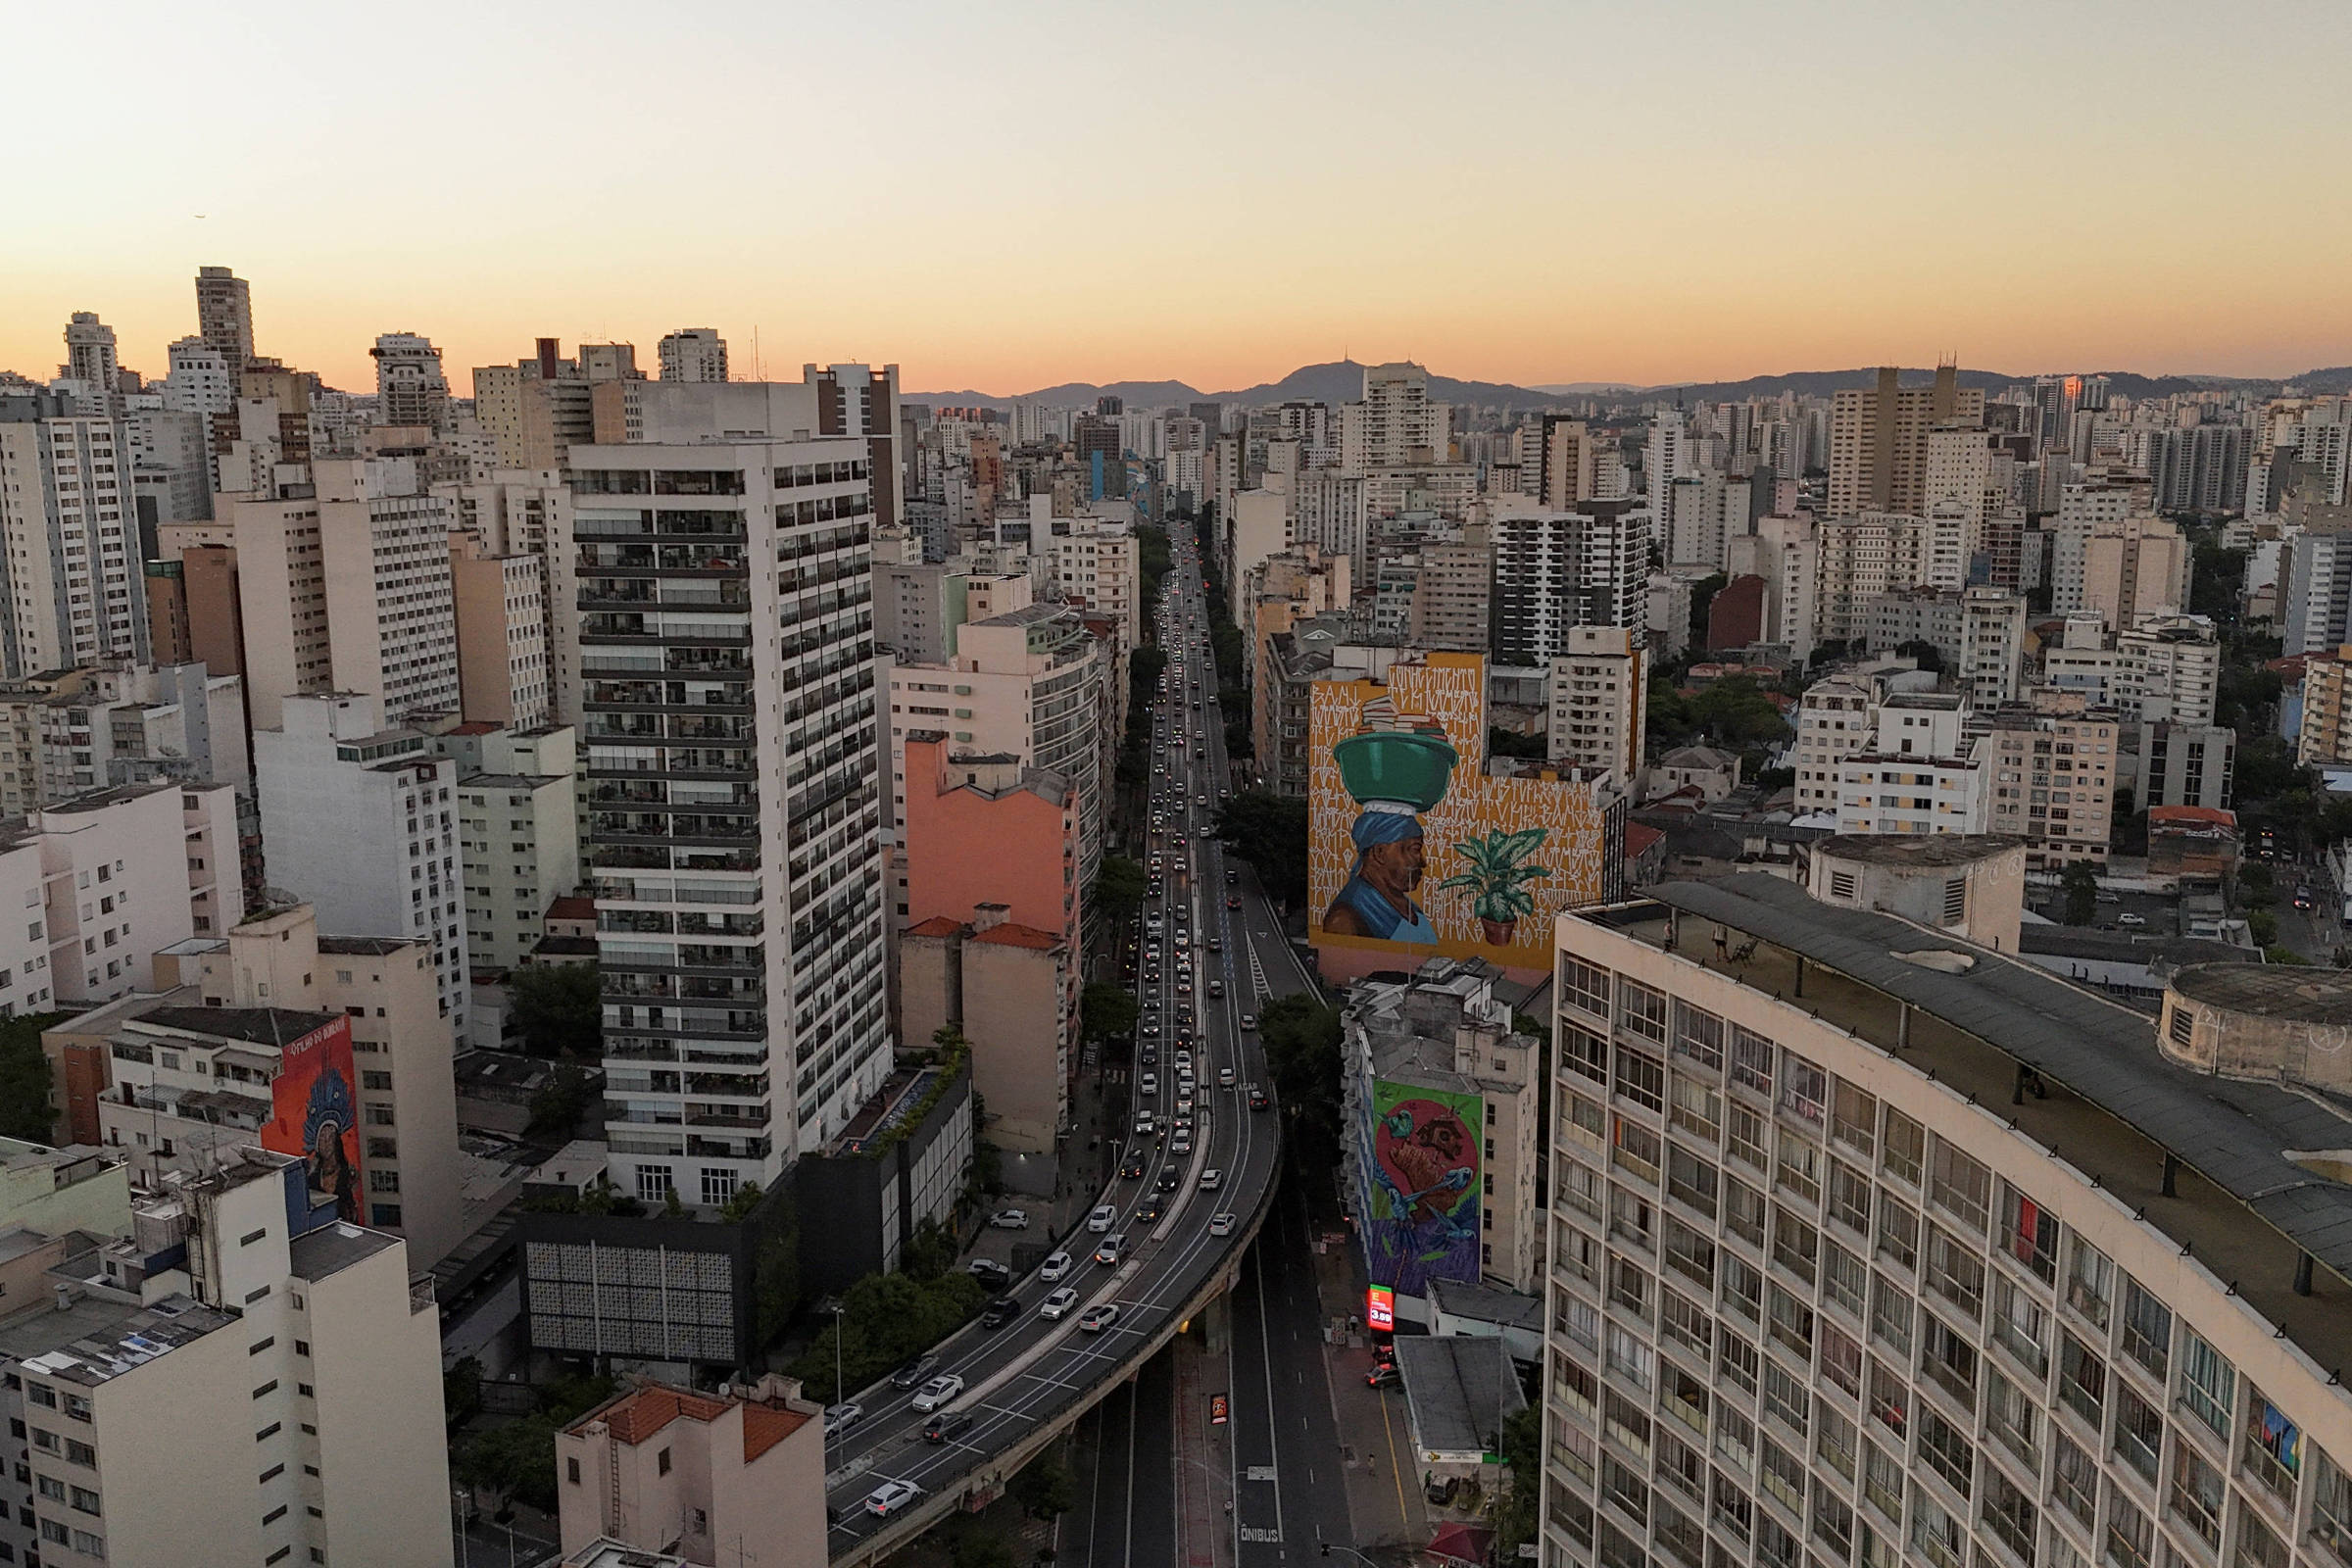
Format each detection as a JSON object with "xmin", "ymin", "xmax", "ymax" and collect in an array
[{"xmin": 908, "ymin": 360, "xmax": 2322, "ymax": 411}]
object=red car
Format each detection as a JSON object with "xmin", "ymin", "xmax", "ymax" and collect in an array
[{"xmin": 1226, "ymin": 896, "xmax": 1242, "ymax": 909}]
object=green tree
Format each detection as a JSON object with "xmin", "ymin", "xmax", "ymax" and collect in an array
[
  {"xmin": 1893, "ymin": 639, "xmax": 1944, "ymax": 673},
  {"xmin": 443, "ymin": 1356, "xmax": 484, "ymax": 1430},
  {"xmin": 453, "ymin": 1412, "xmax": 563, "ymax": 1512},
  {"xmin": 2250, "ymin": 908, "xmax": 2281, "ymax": 946},
  {"xmin": 1646, "ymin": 681, "xmax": 1695, "ymax": 750},
  {"xmin": 1094, "ymin": 857, "xmax": 1148, "ymax": 922},
  {"xmin": 1256, "ymin": 993, "xmax": 1343, "ymax": 1159},
  {"xmin": 1486, "ymin": 726, "xmax": 1546, "ymax": 760},
  {"xmin": 1686, "ymin": 677, "xmax": 1792, "ymax": 749},
  {"xmin": 1081, "ymin": 981, "xmax": 1140, "ymax": 1043},
  {"xmin": 1493, "ymin": 1400, "xmax": 1544, "ymax": 1565},
  {"xmin": 950, "ymin": 1531, "xmax": 1020, "ymax": 1568},
  {"xmin": 2265, "ymin": 945, "xmax": 2312, "ymax": 966},
  {"xmin": 526, "ymin": 1062, "xmax": 596, "ymax": 1138},
  {"xmin": 787, "ymin": 1268, "xmax": 988, "ymax": 1400},
  {"xmin": 2238, "ymin": 861, "xmax": 2277, "ymax": 908},
  {"xmin": 1010, "ymin": 1448, "xmax": 1077, "ymax": 1519},
  {"xmin": 1213, "ymin": 792, "xmax": 1308, "ymax": 906},
  {"xmin": 0, "ymin": 1012, "xmax": 63, "ymax": 1143},
  {"xmin": 1687, "ymin": 572, "xmax": 1728, "ymax": 646},
  {"xmin": 508, "ymin": 962, "xmax": 602, "ymax": 1059},
  {"xmin": 2060, "ymin": 861, "xmax": 2099, "ymax": 926}
]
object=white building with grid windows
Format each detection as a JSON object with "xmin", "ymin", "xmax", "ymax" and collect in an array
[{"xmin": 1543, "ymin": 876, "xmax": 2352, "ymax": 1568}]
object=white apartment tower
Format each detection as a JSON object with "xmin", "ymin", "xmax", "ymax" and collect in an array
[
  {"xmin": 0, "ymin": 1148, "xmax": 451, "ymax": 1568},
  {"xmin": 1547, "ymin": 625, "xmax": 1650, "ymax": 789},
  {"xmin": 1960, "ymin": 586, "xmax": 2027, "ymax": 708},
  {"xmin": 0, "ymin": 390, "xmax": 149, "ymax": 675},
  {"xmin": 1342, "ymin": 362, "xmax": 1449, "ymax": 468},
  {"xmin": 571, "ymin": 435, "xmax": 891, "ymax": 1203},
  {"xmin": 658, "ymin": 328, "xmax": 729, "ymax": 383},
  {"xmin": 1835, "ymin": 691, "xmax": 1990, "ymax": 836},
  {"xmin": 370, "ymin": 330, "xmax": 451, "ymax": 431},
  {"xmin": 255, "ymin": 693, "xmax": 472, "ymax": 1031},
  {"xmin": 1492, "ymin": 501, "xmax": 1652, "ymax": 665},
  {"xmin": 60, "ymin": 313, "xmax": 121, "ymax": 408}
]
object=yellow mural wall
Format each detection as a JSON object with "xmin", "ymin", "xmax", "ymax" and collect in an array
[{"xmin": 1308, "ymin": 652, "xmax": 1617, "ymax": 973}]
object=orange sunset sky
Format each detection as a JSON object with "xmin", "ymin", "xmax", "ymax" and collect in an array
[{"xmin": 8, "ymin": 1, "xmax": 2352, "ymax": 398}]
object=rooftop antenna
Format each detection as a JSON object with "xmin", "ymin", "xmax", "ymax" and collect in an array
[{"xmin": 753, "ymin": 326, "xmax": 761, "ymax": 383}]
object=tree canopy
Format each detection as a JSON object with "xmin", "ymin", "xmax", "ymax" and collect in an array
[
  {"xmin": 1256, "ymin": 992, "xmax": 1343, "ymax": 1162},
  {"xmin": 1081, "ymin": 980, "xmax": 1140, "ymax": 1043},
  {"xmin": 1213, "ymin": 791, "xmax": 1308, "ymax": 907},
  {"xmin": 0, "ymin": 1012, "xmax": 63, "ymax": 1143},
  {"xmin": 508, "ymin": 962, "xmax": 602, "ymax": 1059}
]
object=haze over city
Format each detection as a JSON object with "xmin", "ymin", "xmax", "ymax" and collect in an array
[{"xmin": 10, "ymin": 0, "xmax": 2352, "ymax": 393}]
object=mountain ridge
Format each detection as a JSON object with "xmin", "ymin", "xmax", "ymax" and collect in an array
[{"xmin": 907, "ymin": 359, "xmax": 2351, "ymax": 410}]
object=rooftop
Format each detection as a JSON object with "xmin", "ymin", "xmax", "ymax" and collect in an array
[
  {"xmin": 1812, "ymin": 832, "xmax": 2020, "ymax": 868},
  {"xmin": 1604, "ymin": 876, "xmax": 2352, "ymax": 1375},
  {"xmin": 288, "ymin": 1221, "xmax": 398, "ymax": 1282},
  {"xmin": 317, "ymin": 935, "xmax": 416, "ymax": 956},
  {"xmin": 969, "ymin": 921, "xmax": 1062, "ymax": 953},
  {"xmin": 0, "ymin": 1285, "xmax": 233, "ymax": 1388},
  {"xmin": 2172, "ymin": 962, "xmax": 2352, "ymax": 1023},
  {"xmin": 135, "ymin": 1006, "xmax": 344, "ymax": 1047},
  {"xmin": 1393, "ymin": 1335, "xmax": 1525, "ymax": 1458}
]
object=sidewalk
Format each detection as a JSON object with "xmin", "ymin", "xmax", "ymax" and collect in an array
[
  {"xmin": 1173, "ymin": 1332, "xmax": 1236, "ymax": 1568},
  {"xmin": 1307, "ymin": 1227, "xmax": 1431, "ymax": 1555}
]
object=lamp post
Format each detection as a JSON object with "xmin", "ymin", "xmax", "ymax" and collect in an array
[{"xmin": 832, "ymin": 1300, "xmax": 846, "ymax": 1404}]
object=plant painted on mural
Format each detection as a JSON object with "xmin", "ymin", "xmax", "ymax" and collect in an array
[{"xmin": 1438, "ymin": 826, "xmax": 1549, "ymax": 946}]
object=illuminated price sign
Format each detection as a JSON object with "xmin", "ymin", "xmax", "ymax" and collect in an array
[
  {"xmin": 1210, "ymin": 1394, "xmax": 1230, "ymax": 1426},
  {"xmin": 1365, "ymin": 1285, "xmax": 1396, "ymax": 1331}
]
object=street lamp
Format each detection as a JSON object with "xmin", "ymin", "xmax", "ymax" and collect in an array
[{"xmin": 831, "ymin": 1300, "xmax": 847, "ymax": 1404}]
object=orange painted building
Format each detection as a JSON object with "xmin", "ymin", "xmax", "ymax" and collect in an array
[{"xmin": 902, "ymin": 731, "xmax": 1081, "ymax": 941}]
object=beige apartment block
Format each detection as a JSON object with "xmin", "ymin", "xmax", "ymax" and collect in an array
[
  {"xmin": 1545, "ymin": 625, "xmax": 1649, "ymax": 789},
  {"xmin": 557, "ymin": 1377, "xmax": 825, "ymax": 1568},
  {"xmin": 898, "ymin": 908, "xmax": 1071, "ymax": 1153},
  {"xmin": 1827, "ymin": 365, "xmax": 1984, "ymax": 518},
  {"xmin": 451, "ymin": 529, "xmax": 551, "ymax": 727},
  {"xmin": 2082, "ymin": 514, "xmax": 2192, "ymax": 631}
]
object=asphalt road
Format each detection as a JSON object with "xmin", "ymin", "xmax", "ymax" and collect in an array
[
  {"xmin": 821, "ymin": 526, "xmax": 1285, "ymax": 1553},
  {"xmin": 1229, "ymin": 1178, "xmax": 1354, "ymax": 1564},
  {"xmin": 1061, "ymin": 1347, "xmax": 1178, "ymax": 1568}
]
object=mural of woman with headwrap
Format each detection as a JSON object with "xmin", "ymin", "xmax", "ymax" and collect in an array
[{"xmin": 1325, "ymin": 694, "xmax": 1459, "ymax": 946}]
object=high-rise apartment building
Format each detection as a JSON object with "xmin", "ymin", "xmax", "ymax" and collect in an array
[
  {"xmin": 657, "ymin": 327, "xmax": 729, "ymax": 383},
  {"xmin": 1981, "ymin": 702, "xmax": 2121, "ymax": 867},
  {"xmin": 0, "ymin": 390, "xmax": 148, "ymax": 675},
  {"xmin": 1525, "ymin": 414, "xmax": 1600, "ymax": 510},
  {"xmin": 1542, "ymin": 876, "xmax": 2352, "ymax": 1568},
  {"xmin": 2082, "ymin": 515, "xmax": 2191, "ymax": 631},
  {"xmin": 0, "ymin": 662, "xmax": 248, "ymax": 816},
  {"xmin": 2146, "ymin": 422, "xmax": 2250, "ymax": 514},
  {"xmin": 1834, "ymin": 691, "xmax": 1990, "ymax": 836},
  {"xmin": 2297, "ymin": 645, "xmax": 2352, "ymax": 767},
  {"xmin": 1047, "ymin": 518, "xmax": 1142, "ymax": 650},
  {"xmin": 2114, "ymin": 613, "xmax": 2221, "ymax": 727},
  {"xmin": 1816, "ymin": 511, "xmax": 1969, "ymax": 645},
  {"xmin": 1827, "ymin": 365, "xmax": 1984, "ymax": 518},
  {"xmin": 1342, "ymin": 362, "xmax": 1449, "ymax": 468},
  {"xmin": 450, "ymin": 529, "xmax": 551, "ymax": 727},
  {"xmin": 219, "ymin": 456, "xmax": 459, "ymax": 728},
  {"xmin": 370, "ymin": 331, "xmax": 451, "ymax": 431},
  {"xmin": 194, "ymin": 264, "xmax": 255, "ymax": 374},
  {"xmin": 427, "ymin": 721, "xmax": 581, "ymax": 978},
  {"xmin": 805, "ymin": 363, "xmax": 903, "ymax": 526},
  {"xmin": 1491, "ymin": 501, "xmax": 1651, "ymax": 665},
  {"xmin": 2280, "ymin": 506, "xmax": 2352, "ymax": 656},
  {"xmin": 1546, "ymin": 626, "xmax": 1649, "ymax": 788},
  {"xmin": 255, "ymin": 693, "xmax": 472, "ymax": 1030},
  {"xmin": 2048, "ymin": 481, "xmax": 2144, "ymax": 615},
  {"xmin": 59, "ymin": 312, "xmax": 122, "ymax": 411},
  {"xmin": 1408, "ymin": 531, "xmax": 1495, "ymax": 653},
  {"xmin": 0, "ymin": 1148, "xmax": 451, "ymax": 1568},
  {"xmin": 570, "ymin": 434, "xmax": 890, "ymax": 1200},
  {"xmin": 1959, "ymin": 586, "xmax": 2027, "ymax": 708}
]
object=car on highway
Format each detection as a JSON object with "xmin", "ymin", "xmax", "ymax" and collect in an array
[
  {"xmin": 1095, "ymin": 1232, "xmax": 1129, "ymax": 1266},
  {"xmin": 1079, "ymin": 1303, "xmax": 1122, "ymax": 1333},
  {"xmin": 1171, "ymin": 1133, "xmax": 1194, "ymax": 1156},
  {"xmin": 989, "ymin": 1208, "xmax": 1030, "ymax": 1230},
  {"xmin": 890, "ymin": 1353, "xmax": 940, "ymax": 1390},
  {"xmin": 976, "ymin": 1289, "xmax": 1024, "ymax": 1325},
  {"xmin": 1224, "ymin": 868, "xmax": 1239, "ymax": 884},
  {"xmin": 1088, "ymin": 1203, "xmax": 1118, "ymax": 1231},
  {"xmin": 823, "ymin": 1402, "xmax": 863, "ymax": 1441},
  {"xmin": 1040, "ymin": 1250, "xmax": 1074, "ymax": 1283},
  {"xmin": 1040, "ymin": 1286, "xmax": 1080, "ymax": 1319},
  {"xmin": 1135, "ymin": 1113, "xmax": 1157, "ymax": 1137},
  {"xmin": 1140, "ymin": 1072, "xmax": 1158, "ymax": 1097},
  {"xmin": 1176, "ymin": 1093, "xmax": 1196, "ymax": 1115},
  {"xmin": 1249, "ymin": 1087, "xmax": 1270, "ymax": 1111},
  {"xmin": 966, "ymin": 1258, "xmax": 1011, "ymax": 1291},
  {"xmin": 1207, "ymin": 978, "xmax": 1224, "ymax": 998},
  {"xmin": 2296, "ymin": 887, "xmax": 2316, "ymax": 910},
  {"xmin": 923, "ymin": 1410, "xmax": 975, "ymax": 1445},
  {"xmin": 1199, "ymin": 1168, "xmax": 1222, "ymax": 1190},
  {"xmin": 1219, "ymin": 1066, "xmax": 1237, "ymax": 1089},
  {"xmin": 1227, "ymin": 896, "xmax": 1242, "ymax": 909},
  {"xmin": 1120, "ymin": 1155, "xmax": 1147, "ymax": 1179},
  {"xmin": 1136, "ymin": 1197, "xmax": 1164, "ymax": 1224},
  {"xmin": 910, "ymin": 1373, "xmax": 964, "ymax": 1413},
  {"xmin": 1240, "ymin": 1013, "xmax": 1257, "ymax": 1030},
  {"xmin": 1157, "ymin": 1168, "xmax": 1182, "ymax": 1193},
  {"xmin": 865, "ymin": 1479, "xmax": 921, "ymax": 1518}
]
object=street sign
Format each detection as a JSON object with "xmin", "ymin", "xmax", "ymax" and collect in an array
[{"xmin": 1209, "ymin": 1394, "xmax": 1228, "ymax": 1426}]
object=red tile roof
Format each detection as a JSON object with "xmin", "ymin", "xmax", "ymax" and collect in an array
[
  {"xmin": 595, "ymin": 1387, "xmax": 728, "ymax": 1446},
  {"xmin": 1624, "ymin": 823, "xmax": 1666, "ymax": 858},
  {"xmin": 970, "ymin": 921, "xmax": 1061, "ymax": 952},
  {"xmin": 905, "ymin": 915, "xmax": 966, "ymax": 938},
  {"xmin": 740, "ymin": 1400, "xmax": 812, "ymax": 1463},
  {"xmin": 545, "ymin": 895, "xmax": 596, "ymax": 920}
]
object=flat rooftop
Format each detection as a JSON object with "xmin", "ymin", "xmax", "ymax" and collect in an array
[
  {"xmin": 2172, "ymin": 962, "xmax": 2352, "ymax": 1022},
  {"xmin": 135, "ymin": 1005, "xmax": 345, "ymax": 1047},
  {"xmin": 289, "ymin": 1221, "xmax": 398, "ymax": 1282},
  {"xmin": 1600, "ymin": 877, "xmax": 2352, "ymax": 1375},
  {"xmin": 1813, "ymin": 832, "xmax": 2018, "ymax": 868},
  {"xmin": 1394, "ymin": 1335, "xmax": 1524, "ymax": 1458},
  {"xmin": 0, "ymin": 1285, "xmax": 233, "ymax": 1388}
]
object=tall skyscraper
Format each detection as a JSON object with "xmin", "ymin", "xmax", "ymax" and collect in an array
[
  {"xmin": 194, "ymin": 264, "xmax": 255, "ymax": 373},
  {"xmin": 1828, "ymin": 365, "xmax": 1984, "ymax": 517},
  {"xmin": 658, "ymin": 327, "xmax": 729, "ymax": 382},
  {"xmin": 1491, "ymin": 501, "xmax": 1651, "ymax": 664},
  {"xmin": 60, "ymin": 312, "xmax": 121, "ymax": 404},
  {"xmin": 570, "ymin": 431, "xmax": 890, "ymax": 1202},
  {"xmin": 0, "ymin": 390, "xmax": 148, "ymax": 673},
  {"xmin": 1341, "ymin": 361, "xmax": 1448, "ymax": 468},
  {"xmin": 370, "ymin": 331, "xmax": 451, "ymax": 431}
]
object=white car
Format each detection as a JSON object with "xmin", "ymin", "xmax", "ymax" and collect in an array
[
  {"xmin": 1040, "ymin": 1250, "xmax": 1073, "ymax": 1283},
  {"xmin": 1140, "ymin": 1072, "xmax": 1158, "ymax": 1097},
  {"xmin": 1218, "ymin": 1066, "xmax": 1237, "ymax": 1089},
  {"xmin": 823, "ymin": 1401, "xmax": 863, "ymax": 1441},
  {"xmin": 1175, "ymin": 1050, "xmax": 1194, "ymax": 1070},
  {"xmin": 1095, "ymin": 1232, "xmax": 1129, "ymax": 1265},
  {"xmin": 1079, "ymin": 1303, "xmax": 1121, "ymax": 1333},
  {"xmin": 865, "ymin": 1479, "xmax": 921, "ymax": 1518},
  {"xmin": 1040, "ymin": 1286, "xmax": 1080, "ymax": 1319},
  {"xmin": 1171, "ymin": 1134, "xmax": 1194, "ymax": 1156},
  {"xmin": 988, "ymin": 1208, "xmax": 1030, "ymax": 1230},
  {"xmin": 909, "ymin": 1374, "xmax": 964, "ymax": 1413},
  {"xmin": 1240, "ymin": 1014, "xmax": 1257, "ymax": 1031},
  {"xmin": 1209, "ymin": 1212, "xmax": 1238, "ymax": 1237},
  {"xmin": 2117, "ymin": 912, "xmax": 2146, "ymax": 927},
  {"xmin": 1087, "ymin": 1203, "xmax": 1117, "ymax": 1232},
  {"xmin": 1199, "ymin": 1168, "xmax": 1223, "ymax": 1190}
]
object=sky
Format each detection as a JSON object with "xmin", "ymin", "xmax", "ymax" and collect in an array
[{"xmin": 7, "ymin": 0, "xmax": 2352, "ymax": 399}]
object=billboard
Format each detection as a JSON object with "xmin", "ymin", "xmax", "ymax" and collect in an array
[
  {"xmin": 262, "ymin": 1015, "xmax": 364, "ymax": 1223},
  {"xmin": 1309, "ymin": 653, "xmax": 1616, "ymax": 979},
  {"xmin": 1363, "ymin": 1078, "xmax": 1483, "ymax": 1299}
]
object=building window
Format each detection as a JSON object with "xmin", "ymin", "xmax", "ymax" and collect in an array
[
  {"xmin": 2243, "ymin": 1390, "xmax": 2301, "ymax": 1504},
  {"xmin": 1619, "ymin": 979, "xmax": 1667, "ymax": 1045},
  {"xmin": 1558, "ymin": 956, "xmax": 1610, "ymax": 1021},
  {"xmin": 635, "ymin": 1164, "xmax": 674, "ymax": 1203},
  {"xmin": 1998, "ymin": 1180, "xmax": 2059, "ymax": 1283},
  {"xmin": 700, "ymin": 1167, "xmax": 738, "ymax": 1206},
  {"xmin": 2120, "ymin": 1276, "xmax": 2172, "ymax": 1382},
  {"xmin": 2176, "ymin": 1328, "xmax": 2234, "ymax": 1441},
  {"xmin": 1672, "ymin": 1002, "xmax": 1723, "ymax": 1071},
  {"xmin": 1730, "ymin": 1024, "xmax": 1774, "ymax": 1095}
]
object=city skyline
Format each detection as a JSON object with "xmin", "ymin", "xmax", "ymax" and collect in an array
[{"xmin": 8, "ymin": 2, "xmax": 2352, "ymax": 393}]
